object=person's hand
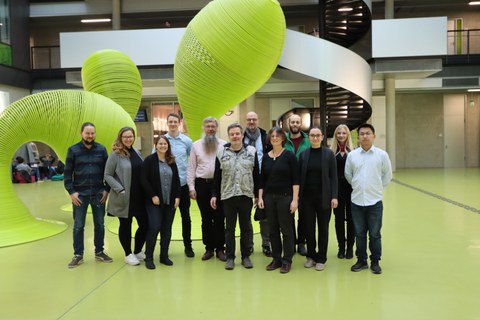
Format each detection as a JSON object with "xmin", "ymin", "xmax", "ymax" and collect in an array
[
  {"xmin": 189, "ymin": 190, "xmax": 197, "ymax": 200},
  {"xmin": 152, "ymin": 196, "xmax": 160, "ymax": 206},
  {"xmin": 257, "ymin": 198, "xmax": 264, "ymax": 209},
  {"xmin": 210, "ymin": 197, "xmax": 217, "ymax": 210},
  {"xmin": 290, "ymin": 199, "xmax": 298, "ymax": 213},
  {"xmin": 100, "ymin": 191, "xmax": 109, "ymax": 204},
  {"xmin": 331, "ymin": 198, "xmax": 338, "ymax": 209},
  {"xmin": 174, "ymin": 198, "xmax": 180, "ymax": 209},
  {"xmin": 70, "ymin": 192, "xmax": 82, "ymax": 207}
]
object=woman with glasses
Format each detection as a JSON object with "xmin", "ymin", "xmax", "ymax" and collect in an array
[
  {"xmin": 298, "ymin": 126, "xmax": 338, "ymax": 271},
  {"xmin": 104, "ymin": 127, "xmax": 148, "ymax": 266},
  {"xmin": 330, "ymin": 124, "xmax": 355, "ymax": 259}
]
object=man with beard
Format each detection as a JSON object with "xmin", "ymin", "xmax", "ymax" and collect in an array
[
  {"xmin": 284, "ymin": 114, "xmax": 310, "ymax": 256},
  {"xmin": 187, "ymin": 117, "xmax": 227, "ymax": 261},
  {"xmin": 243, "ymin": 111, "xmax": 272, "ymax": 257},
  {"xmin": 64, "ymin": 122, "xmax": 112, "ymax": 268}
]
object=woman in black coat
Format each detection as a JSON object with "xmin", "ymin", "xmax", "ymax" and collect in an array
[{"xmin": 141, "ymin": 135, "xmax": 180, "ymax": 270}]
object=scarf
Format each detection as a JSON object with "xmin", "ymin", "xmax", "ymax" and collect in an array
[
  {"xmin": 244, "ymin": 128, "xmax": 260, "ymax": 146},
  {"xmin": 339, "ymin": 143, "xmax": 346, "ymax": 153}
]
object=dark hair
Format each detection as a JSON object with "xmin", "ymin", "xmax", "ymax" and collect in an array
[
  {"xmin": 81, "ymin": 122, "xmax": 95, "ymax": 132},
  {"xmin": 156, "ymin": 135, "xmax": 175, "ymax": 165},
  {"xmin": 357, "ymin": 123, "xmax": 375, "ymax": 134},
  {"xmin": 308, "ymin": 125, "xmax": 323, "ymax": 135},
  {"xmin": 167, "ymin": 113, "xmax": 181, "ymax": 122},
  {"xmin": 112, "ymin": 127, "xmax": 135, "ymax": 157},
  {"xmin": 16, "ymin": 156, "xmax": 25, "ymax": 164},
  {"xmin": 227, "ymin": 123, "xmax": 243, "ymax": 133},
  {"xmin": 266, "ymin": 127, "xmax": 287, "ymax": 147}
]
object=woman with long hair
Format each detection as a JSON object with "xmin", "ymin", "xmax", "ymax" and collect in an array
[
  {"xmin": 258, "ymin": 127, "xmax": 299, "ymax": 274},
  {"xmin": 141, "ymin": 135, "xmax": 180, "ymax": 270},
  {"xmin": 330, "ymin": 124, "xmax": 355, "ymax": 259},
  {"xmin": 104, "ymin": 127, "xmax": 148, "ymax": 266}
]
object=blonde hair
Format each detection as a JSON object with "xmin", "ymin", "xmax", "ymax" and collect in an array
[
  {"xmin": 112, "ymin": 127, "xmax": 135, "ymax": 157},
  {"xmin": 330, "ymin": 124, "xmax": 353, "ymax": 155}
]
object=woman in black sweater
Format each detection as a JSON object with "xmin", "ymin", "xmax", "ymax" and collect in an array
[
  {"xmin": 298, "ymin": 126, "xmax": 338, "ymax": 272},
  {"xmin": 258, "ymin": 127, "xmax": 299, "ymax": 274},
  {"xmin": 141, "ymin": 135, "xmax": 180, "ymax": 270}
]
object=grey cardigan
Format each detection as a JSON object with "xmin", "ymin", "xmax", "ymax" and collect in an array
[{"xmin": 104, "ymin": 148, "xmax": 143, "ymax": 218}]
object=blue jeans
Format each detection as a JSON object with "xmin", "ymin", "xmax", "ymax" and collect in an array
[
  {"xmin": 351, "ymin": 201, "xmax": 383, "ymax": 261},
  {"xmin": 72, "ymin": 193, "xmax": 105, "ymax": 256}
]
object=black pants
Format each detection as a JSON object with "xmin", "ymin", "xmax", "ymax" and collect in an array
[
  {"xmin": 333, "ymin": 189, "xmax": 354, "ymax": 253},
  {"xmin": 302, "ymin": 195, "xmax": 332, "ymax": 263},
  {"xmin": 223, "ymin": 196, "xmax": 253, "ymax": 260},
  {"xmin": 118, "ymin": 210, "xmax": 148, "ymax": 256},
  {"xmin": 195, "ymin": 178, "xmax": 225, "ymax": 252},
  {"xmin": 292, "ymin": 209, "xmax": 306, "ymax": 245},
  {"xmin": 145, "ymin": 202, "xmax": 175, "ymax": 261},
  {"xmin": 176, "ymin": 184, "xmax": 192, "ymax": 249},
  {"xmin": 265, "ymin": 193, "xmax": 294, "ymax": 264}
]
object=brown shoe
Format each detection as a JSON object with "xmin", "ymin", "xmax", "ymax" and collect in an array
[
  {"xmin": 266, "ymin": 260, "xmax": 282, "ymax": 271},
  {"xmin": 280, "ymin": 263, "xmax": 291, "ymax": 274},
  {"xmin": 201, "ymin": 250, "xmax": 214, "ymax": 261},
  {"xmin": 216, "ymin": 249, "xmax": 227, "ymax": 262}
]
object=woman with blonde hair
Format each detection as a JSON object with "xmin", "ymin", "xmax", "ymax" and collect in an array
[
  {"xmin": 330, "ymin": 124, "xmax": 355, "ymax": 259},
  {"xmin": 104, "ymin": 127, "xmax": 148, "ymax": 266}
]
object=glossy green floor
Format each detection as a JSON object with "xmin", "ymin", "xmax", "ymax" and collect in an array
[{"xmin": 1, "ymin": 168, "xmax": 479, "ymax": 320}]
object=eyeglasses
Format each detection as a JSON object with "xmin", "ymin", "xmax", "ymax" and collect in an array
[
  {"xmin": 246, "ymin": 119, "xmax": 258, "ymax": 122},
  {"xmin": 358, "ymin": 132, "xmax": 373, "ymax": 136},
  {"xmin": 122, "ymin": 136, "xmax": 134, "ymax": 139},
  {"xmin": 309, "ymin": 134, "xmax": 322, "ymax": 138}
]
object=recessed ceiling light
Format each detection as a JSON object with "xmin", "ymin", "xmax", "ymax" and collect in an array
[
  {"xmin": 469, "ymin": 1, "xmax": 480, "ymax": 5},
  {"xmin": 81, "ymin": 18, "xmax": 112, "ymax": 23},
  {"xmin": 338, "ymin": 7, "xmax": 353, "ymax": 12},
  {"xmin": 467, "ymin": 89, "xmax": 480, "ymax": 92}
]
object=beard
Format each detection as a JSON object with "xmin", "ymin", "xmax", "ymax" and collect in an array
[
  {"xmin": 203, "ymin": 135, "xmax": 218, "ymax": 154},
  {"xmin": 82, "ymin": 139, "xmax": 95, "ymax": 146},
  {"xmin": 290, "ymin": 126, "xmax": 300, "ymax": 134}
]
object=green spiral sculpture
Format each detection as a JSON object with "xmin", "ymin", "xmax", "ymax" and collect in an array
[
  {"xmin": 0, "ymin": 90, "xmax": 135, "ymax": 247},
  {"xmin": 82, "ymin": 49, "xmax": 142, "ymax": 119},
  {"xmin": 174, "ymin": 0, "xmax": 286, "ymax": 139}
]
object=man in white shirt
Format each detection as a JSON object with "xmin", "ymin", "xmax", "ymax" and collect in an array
[
  {"xmin": 187, "ymin": 117, "xmax": 227, "ymax": 262},
  {"xmin": 165, "ymin": 113, "xmax": 194, "ymax": 258},
  {"xmin": 345, "ymin": 123, "xmax": 392, "ymax": 274}
]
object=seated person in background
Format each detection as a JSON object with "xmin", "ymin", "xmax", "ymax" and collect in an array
[
  {"xmin": 40, "ymin": 153, "xmax": 57, "ymax": 179},
  {"xmin": 15, "ymin": 156, "xmax": 33, "ymax": 182}
]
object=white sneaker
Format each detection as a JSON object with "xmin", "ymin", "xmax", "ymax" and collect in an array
[
  {"xmin": 134, "ymin": 252, "xmax": 146, "ymax": 261},
  {"xmin": 304, "ymin": 258, "xmax": 315, "ymax": 268},
  {"xmin": 125, "ymin": 253, "xmax": 140, "ymax": 266},
  {"xmin": 315, "ymin": 262, "xmax": 325, "ymax": 271}
]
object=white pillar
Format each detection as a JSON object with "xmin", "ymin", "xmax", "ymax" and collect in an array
[{"xmin": 385, "ymin": 75, "xmax": 396, "ymax": 171}]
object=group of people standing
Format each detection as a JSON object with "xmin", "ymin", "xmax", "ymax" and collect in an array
[{"xmin": 64, "ymin": 112, "xmax": 391, "ymax": 275}]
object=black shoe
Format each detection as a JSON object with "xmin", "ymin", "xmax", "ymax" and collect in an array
[
  {"xmin": 370, "ymin": 260, "xmax": 382, "ymax": 274},
  {"xmin": 297, "ymin": 244, "xmax": 307, "ymax": 256},
  {"xmin": 337, "ymin": 251, "xmax": 345, "ymax": 259},
  {"xmin": 345, "ymin": 248, "xmax": 354, "ymax": 259},
  {"xmin": 262, "ymin": 245, "xmax": 272, "ymax": 257},
  {"xmin": 351, "ymin": 259, "xmax": 368, "ymax": 272},
  {"xmin": 160, "ymin": 257, "xmax": 173, "ymax": 266},
  {"xmin": 145, "ymin": 260, "xmax": 156, "ymax": 270},
  {"xmin": 185, "ymin": 247, "xmax": 195, "ymax": 258}
]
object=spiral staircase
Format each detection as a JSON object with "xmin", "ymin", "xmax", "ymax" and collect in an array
[{"xmin": 278, "ymin": 0, "xmax": 372, "ymax": 137}]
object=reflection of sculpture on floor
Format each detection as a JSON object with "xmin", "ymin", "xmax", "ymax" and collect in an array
[{"xmin": 0, "ymin": 49, "xmax": 142, "ymax": 247}]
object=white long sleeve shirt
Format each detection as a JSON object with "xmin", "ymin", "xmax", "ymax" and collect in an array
[{"xmin": 344, "ymin": 146, "xmax": 392, "ymax": 206}]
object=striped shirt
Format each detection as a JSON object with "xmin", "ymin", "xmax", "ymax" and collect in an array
[{"xmin": 64, "ymin": 141, "xmax": 109, "ymax": 196}]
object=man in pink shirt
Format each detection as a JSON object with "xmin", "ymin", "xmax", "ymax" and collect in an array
[{"xmin": 187, "ymin": 117, "xmax": 227, "ymax": 261}]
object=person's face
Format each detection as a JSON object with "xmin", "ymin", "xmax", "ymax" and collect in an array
[
  {"xmin": 358, "ymin": 127, "xmax": 375, "ymax": 150},
  {"xmin": 156, "ymin": 138, "xmax": 169, "ymax": 153},
  {"xmin": 81, "ymin": 125, "xmax": 96, "ymax": 144},
  {"xmin": 228, "ymin": 127, "xmax": 243, "ymax": 145},
  {"xmin": 167, "ymin": 116, "xmax": 180, "ymax": 133},
  {"xmin": 203, "ymin": 121, "xmax": 217, "ymax": 137},
  {"xmin": 336, "ymin": 128, "xmax": 348, "ymax": 144},
  {"xmin": 308, "ymin": 128, "xmax": 323, "ymax": 148},
  {"xmin": 121, "ymin": 130, "xmax": 135, "ymax": 148},
  {"xmin": 246, "ymin": 113, "xmax": 258, "ymax": 132},
  {"xmin": 289, "ymin": 115, "xmax": 301, "ymax": 134},
  {"xmin": 270, "ymin": 131, "xmax": 284, "ymax": 148}
]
